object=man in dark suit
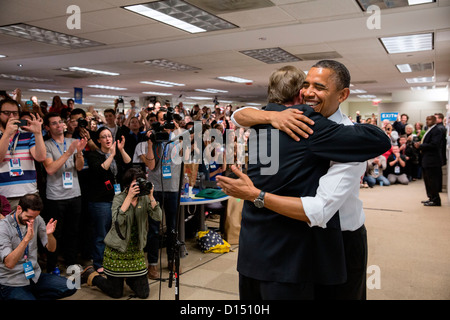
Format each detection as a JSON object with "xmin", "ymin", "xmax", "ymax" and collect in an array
[
  {"xmin": 415, "ymin": 115, "xmax": 444, "ymax": 206},
  {"xmin": 218, "ymin": 65, "xmax": 390, "ymax": 299},
  {"xmin": 434, "ymin": 113, "xmax": 447, "ymax": 192}
]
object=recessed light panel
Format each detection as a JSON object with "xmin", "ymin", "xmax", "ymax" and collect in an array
[
  {"xmin": 123, "ymin": 0, "xmax": 237, "ymax": 33},
  {"xmin": 396, "ymin": 62, "xmax": 434, "ymax": 73},
  {"xmin": 60, "ymin": 67, "xmax": 120, "ymax": 76},
  {"xmin": 0, "ymin": 23, "xmax": 103, "ymax": 48},
  {"xmin": 0, "ymin": 73, "xmax": 53, "ymax": 82},
  {"xmin": 406, "ymin": 76, "xmax": 435, "ymax": 83},
  {"xmin": 357, "ymin": 0, "xmax": 435, "ymax": 10},
  {"xmin": 87, "ymin": 85, "xmax": 127, "ymax": 91},
  {"xmin": 142, "ymin": 91, "xmax": 173, "ymax": 96},
  {"xmin": 140, "ymin": 80, "xmax": 185, "ymax": 87},
  {"xmin": 240, "ymin": 47, "xmax": 301, "ymax": 64},
  {"xmin": 216, "ymin": 76, "xmax": 253, "ymax": 84},
  {"xmin": 380, "ymin": 33, "xmax": 433, "ymax": 54},
  {"xmin": 30, "ymin": 89, "xmax": 70, "ymax": 94}
]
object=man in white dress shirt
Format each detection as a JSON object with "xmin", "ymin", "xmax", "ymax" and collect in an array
[{"xmin": 217, "ymin": 60, "xmax": 367, "ymax": 299}]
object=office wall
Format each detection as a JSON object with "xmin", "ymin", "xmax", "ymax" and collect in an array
[{"xmin": 377, "ymin": 101, "xmax": 447, "ymax": 126}]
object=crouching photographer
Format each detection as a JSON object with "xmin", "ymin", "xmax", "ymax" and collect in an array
[{"xmin": 81, "ymin": 168, "xmax": 162, "ymax": 299}]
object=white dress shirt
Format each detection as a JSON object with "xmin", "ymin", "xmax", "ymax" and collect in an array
[
  {"xmin": 301, "ymin": 109, "xmax": 366, "ymax": 231},
  {"xmin": 232, "ymin": 106, "xmax": 366, "ymax": 231}
]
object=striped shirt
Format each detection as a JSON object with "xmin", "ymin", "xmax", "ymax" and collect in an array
[{"xmin": 0, "ymin": 130, "xmax": 38, "ymax": 198}]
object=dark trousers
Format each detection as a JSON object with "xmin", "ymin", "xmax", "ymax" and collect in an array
[
  {"xmin": 45, "ymin": 196, "xmax": 82, "ymax": 271},
  {"xmin": 422, "ymin": 166, "xmax": 441, "ymax": 203},
  {"xmin": 0, "ymin": 273, "xmax": 77, "ymax": 300},
  {"xmin": 239, "ymin": 274, "xmax": 314, "ymax": 300},
  {"xmin": 146, "ymin": 191, "xmax": 179, "ymax": 264},
  {"xmin": 92, "ymin": 274, "xmax": 149, "ymax": 299},
  {"xmin": 315, "ymin": 225, "xmax": 368, "ymax": 300}
]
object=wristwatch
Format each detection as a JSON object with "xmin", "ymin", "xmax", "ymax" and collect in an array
[{"xmin": 253, "ymin": 191, "xmax": 266, "ymax": 208}]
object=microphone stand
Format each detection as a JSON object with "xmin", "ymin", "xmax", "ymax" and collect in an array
[{"xmin": 165, "ymin": 139, "xmax": 186, "ymax": 301}]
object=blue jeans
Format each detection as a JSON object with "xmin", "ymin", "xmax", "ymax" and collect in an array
[
  {"xmin": 147, "ymin": 191, "xmax": 179, "ymax": 264},
  {"xmin": 88, "ymin": 201, "xmax": 112, "ymax": 270},
  {"xmin": 363, "ymin": 175, "xmax": 390, "ymax": 187},
  {"xmin": 0, "ymin": 273, "xmax": 77, "ymax": 300}
]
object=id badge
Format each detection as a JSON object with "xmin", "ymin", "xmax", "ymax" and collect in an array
[
  {"xmin": 162, "ymin": 165, "xmax": 172, "ymax": 179},
  {"xmin": 394, "ymin": 166, "xmax": 400, "ymax": 174},
  {"xmin": 23, "ymin": 261, "xmax": 35, "ymax": 279},
  {"xmin": 9, "ymin": 158, "xmax": 24, "ymax": 177},
  {"xmin": 62, "ymin": 172, "xmax": 73, "ymax": 189},
  {"xmin": 114, "ymin": 183, "xmax": 121, "ymax": 194}
]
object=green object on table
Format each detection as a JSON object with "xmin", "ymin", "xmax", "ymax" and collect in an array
[{"xmin": 195, "ymin": 188, "xmax": 227, "ymax": 199}]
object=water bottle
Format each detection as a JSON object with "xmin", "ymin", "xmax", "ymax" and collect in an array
[
  {"xmin": 52, "ymin": 266, "xmax": 60, "ymax": 276},
  {"xmin": 182, "ymin": 173, "xmax": 189, "ymax": 198}
]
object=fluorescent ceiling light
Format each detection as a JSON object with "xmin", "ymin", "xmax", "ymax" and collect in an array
[
  {"xmin": 357, "ymin": 95, "xmax": 377, "ymax": 99},
  {"xmin": 380, "ymin": 33, "xmax": 433, "ymax": 54},
  {"xmin": 357, "ymin": 0, "xmax": 435, "ymax": 10},
  {"xmin": 350, "ymin": 89, "xmax": 367, "ymax": 94},
  {"xmin": 142, "ymin": 91, "xmax": 173, "ymax": 96},
  {"xmin": 411, "ymin": 86, "xmax": 435, "ymax": 90},
  {"xmin": 123, "ymin": 1, "xmax": 237, "ymax": 34},
  {"xmin": 90, "ymin": 94, "xmax": 118, "ymax": 98},
  {"xmin": 396, "ymin": 64, "xmax": 412, "ymax": 73},
  {"xmin": 87, "ymin": 85, "xmax": 127, "ymax": 91},
  {"xmin": 0, "ymin": 73, "xmax": 53, "ymax": 82},
  {"xmin": 0, "ymin": 23, "xmax": 103, "ymax": 48},
  {"xmin": 195, "ymin": 88, "xmax": 228, "ymax": 94},
  {"xmin": 406, "ymin": 76, "xmax": 435, "ymax": 83},
  {"xmin": 30, "ymin": 89, "xmax": 69, "ymax": 94},
  {"xmin": 186, "ymin": 96, "xmax": 211, "ymax": 100},
  {"xmin": 408, "ymin": 0, "xmax": 433, "ymax": 5},
  {"xmin": 140, "ymin": 80, "xmax": 185, "ymax": 87},
  {"xmin": 240, "ymin": 47, "xmax": 301, "ymax": 64},
  {"xmin": 216, "ymin": 76, "xmax": 253, "ymax": 84},
  {"xmin": 396, "ymin": 62, "xmax": 434, "ymax": 73},
  {"xmin": 62, "ymin": 67, "xmax": 120, "ymax": 76},
  {"xmin": 246, "ymin": 103, "xmax": 262, "ymax": 106},
  {"xmin": 0, "ymin": 54, "xmax": 7, "ymax": 58}
]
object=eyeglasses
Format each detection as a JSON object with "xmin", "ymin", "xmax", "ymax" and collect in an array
[
  {"xmin": 0, "ymin": 110, "xmax": 19, "ymax": 116},
  {"xmin": 50, "ymin": 120, "xmax": 65, "ymax": 126}
]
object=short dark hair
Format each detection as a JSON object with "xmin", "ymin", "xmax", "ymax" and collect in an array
[
  {"xmin": 18, "ymin": 194, "xmax": 44, "ymax": 212},
  {"xmin": 0, "ymin": 98, "xmax": 20, "ymax": 112},
  {"xmin": 70, "ymin": 108, "xmax": 86, "ymax": 119},
  {"xmin": 121, "ymin": 167, "xmax": 146, "ymax": 189},
  {"xmin": 104, "ymin": 108, "xmax": 116, "ymax": 116},
  {"xmin": 44, "ymin": 112, "xmax": 61, "ymax": 126},
  {"xmin": 311, "ymin": 60, "xmax": 351, "ymax": 90}
]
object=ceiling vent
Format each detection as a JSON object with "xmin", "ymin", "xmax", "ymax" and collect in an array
[
  {"xmin": 352, "ymin": 80, "xmax": 378, "ymax": 84},
  {"xmin": 295, "ymin": 51, "xmax": 342, "ymax": 61},
  {"xmin": 186, "ymin": 0, "xmax": 274, "ymax": 14}
]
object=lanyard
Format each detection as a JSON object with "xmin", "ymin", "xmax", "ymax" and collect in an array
[
  {"xmin": 13, "ymin": 212, "xmax": 29, "ymax": 261},
  {"xmin": 51, "ymin": 138, "xmax": 67, "ymax": 169},
  {"xmin": 8, "ymin": 132, "xmax": 20, "ymax": 157}
]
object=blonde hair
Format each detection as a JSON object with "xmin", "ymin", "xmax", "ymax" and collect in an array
[{"xmin": 267, "ymin": 66, "xmax": 305, "ymax": 105}]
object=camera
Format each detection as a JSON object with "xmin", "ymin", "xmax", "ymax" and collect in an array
[
  {"xmin": 135, "ymin": 177, "xmax": 153, "ymax": 196},
  {"xmin": 145, "ymin": 107, "xmax": 177, "ymax": 143},
  {"xmin": 77, "ymin": 117, "xmax": 88, "ymax": 128}
]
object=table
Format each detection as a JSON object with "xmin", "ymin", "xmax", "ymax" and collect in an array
[{"xmin": 178, "ymin": 190, "xmax": 230, "ymax": 257}]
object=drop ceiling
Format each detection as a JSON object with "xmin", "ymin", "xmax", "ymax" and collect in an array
[{"xmin": 0, "ymin": 0, "xmax": 449, "ymax": 108}]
